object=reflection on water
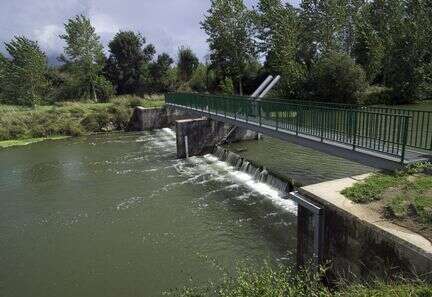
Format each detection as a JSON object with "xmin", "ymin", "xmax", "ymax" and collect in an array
[
  {"xmin": 225, "ymin": 135, "xmax": 374, "ymax": 186},
  {"xmin": 0, "ymin": 130, "xmax": 297, "ymax": 297}
]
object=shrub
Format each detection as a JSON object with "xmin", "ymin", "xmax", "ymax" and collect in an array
[
  {"xmin": 81, "ymin": 110, "xmax": 111, "ymax": 132},
  {"xmin": 308, "ymin": 52, "xmax": 367, "ymax": 104},
  {"xmin": 108, "ymin": 104, "xmax": 131, "ymax": 129},
  {"xmin": 360, "ymin": 86, "xmax": 393, "ymax": 105}
]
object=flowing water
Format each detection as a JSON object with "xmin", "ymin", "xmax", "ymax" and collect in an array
[
  {"xmin": 0, "ymin": 130, "xmax": 297, "ymax": 297},
  {"xmin": 226, "ymin": 136, "xmax": 374, "ymax": 186},
  {"xmin": 0, "ymin": 129, "xmax": 373, "ymax": 296}
]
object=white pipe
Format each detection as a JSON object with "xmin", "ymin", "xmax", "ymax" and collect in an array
[
  {"xmin": 251, "ymin": 75, "xmax": 273, "ymax": 98},
  {"xmin": 258, "ymin": 75, "xmax": 281, "ymax": 98},
  {"xmin": 185, "ymin": 135, "xmax": 189, "ymax": 158}
]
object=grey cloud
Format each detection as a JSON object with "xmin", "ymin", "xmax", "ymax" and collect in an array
[{"xmin": 0, "ymin": 0, "xmax": 300, "ymax": 62}]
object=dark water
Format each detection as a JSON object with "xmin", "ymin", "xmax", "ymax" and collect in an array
[
  {"xmin": 226, "ymin": 135, "xmax": 374, "ymax": 186},
  {"xmin": 0, "ymin": 130, "xmax": 298, "ymax": 297}
]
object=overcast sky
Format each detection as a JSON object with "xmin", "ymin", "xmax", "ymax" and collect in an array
[{"xmin": 0, "ymin": 0, "xmax": 300, "ymax": 63}]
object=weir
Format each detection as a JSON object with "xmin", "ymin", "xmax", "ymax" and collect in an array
[{"xmin": 128, "ymin": 105, "xmax": 432, "ymax": 281}]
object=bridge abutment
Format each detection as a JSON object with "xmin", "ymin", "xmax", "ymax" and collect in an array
[{"xmin": 175, "ymin": 117, "xmax": 258, "ymax": 159}]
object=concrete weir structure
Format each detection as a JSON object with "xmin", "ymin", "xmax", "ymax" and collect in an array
[
  {"xmin": 128, "ymin": 105, "xmax": 432, "ymax": 281},
  {"xmin": 293, "ymin": 175, "xmax": 432, "ymax": 280},
  {"xmin": 127, "ymin": 106, "xmax": 258, "ymax": 158}
]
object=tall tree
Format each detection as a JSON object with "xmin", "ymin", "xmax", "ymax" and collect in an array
[
  {"xmin": 255, "ymin": 0, "xmax": 305, "ymax": 96},
  {"xmin": 177, "ymin": 46, "xmax": 199, "ymax": 82},
  {"xmin": 106, "ymin": 31, "xmax": 155, "ymax": 94},
  {"xmin": 148, "ymin": 53, "xmax": 174, "ymax": 93},
  {"xmin": 0, "ymin": 36, "xmax": 48, "ymax": 106},
  {"xmin": 60, "ymin": 15, "xmax": 112, "ymax": 101},
  {"xmin": 201, "ymin": 0, "xmax": 256, "ymax": 95}
]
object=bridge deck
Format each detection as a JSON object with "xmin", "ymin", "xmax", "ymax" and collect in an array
[{"xmin": 168, "ymin": 103, "xmax": 430, "ymax": 170}]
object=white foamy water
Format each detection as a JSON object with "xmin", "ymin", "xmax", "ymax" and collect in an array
[{"xmin": 154, "ymin": 128, "xmax": 297, "ymax": 214}]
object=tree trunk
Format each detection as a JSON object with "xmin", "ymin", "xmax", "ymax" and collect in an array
[
  {"xmin": 238, "ymin": 77, "xmax": 243, "ymax": 96},
  {"xmin": 92, "ymin": 83, "xmax": 97, "ymax": 102}
]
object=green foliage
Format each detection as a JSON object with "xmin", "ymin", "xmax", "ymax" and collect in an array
[
  {"xmin": 189, "ymin": 64, "xmax": 208, "ymax": 93},
  {"xmin": 255, "ymin": 0, "xmax": 306, "ymax": 97},
  {"xmin": 341, "ymin": 173, "xmax": 403, "ymax": 203},
  {"xmin": 201, "ymin": 0, "xmax": 256, "ymax": 95},
  {"xmin": 307, "ymin": 52, "xmax": 367, "ymax": 104},
  {"xmin": 0, "ymin": 36, "xmax": 49, "ymax": 106},
  {"xmin": 0, "ymin": 97, "xmax": 164, "ymax": 142},
  {"xmin": 219, "ymin": 78, "xmax": 234, "ymax": 95},
  {"xmin": 177, "ymin": 46, "xmax": 199, "ymax": 82},
  {"xmin": 105, "ymin": 31, "xmax": 155, "ymax": 94},
  {"xmin": 145, "ymin": 53, "xmax": 175, "ymax": 93},
  {"xmin": 169, "ymin": 262, "xmax": 430, "ymax": 297},
  {"xmin": 59, "ymin": 15, "xmax": 113, "ymax": 101}
]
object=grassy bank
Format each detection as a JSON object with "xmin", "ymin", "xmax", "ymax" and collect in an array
[
  {"xmin": 168, "ymin": 263, "xmax": 431, "ymax": 297},
  {"xmin": 0, "ymin": 95, "xmax": 165, "ymax": 147},
  {"xmin": 342, "ymin": 163, "xmax": 432, "ymax": 241},
  {"xmin": 0, "ymin": 136, "xmax": 70, "ymax": 148}
]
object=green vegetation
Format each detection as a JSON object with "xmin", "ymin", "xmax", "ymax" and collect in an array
[
  {"xmin": 0, "ymin": 96, "xmax": 164, "ymax": 144},
  {"xmin": 168, "ymin": 263, "xmax": 431, "ymax": 297},
  {"xmin": 2, "ymin": 2, "xmax": 431, "ymax": 107},
  {"xmin": 0, "ymin": 136, "xmax": 69, "ymax": 149},
  {"xmin": 342, "ymin": 163, "xmax": 432, "ymax": 237}
]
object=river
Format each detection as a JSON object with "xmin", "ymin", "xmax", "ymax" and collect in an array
[{"xmin": 0, "ymin": 130, "xmax": 372, "ymax": 296}]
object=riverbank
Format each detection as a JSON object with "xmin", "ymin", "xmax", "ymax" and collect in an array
[
  {"xmin": 342, "ymin": 163, "xmax": 432, "ymax": 242},
  {"xmin": 171, "ymin": 262, "xmax": 431, "ymax": 296},
  {"xmin": 0, "ymin": 135, "xmax": 70, "ymax": 148},
  {"xmin": 0, "ymin": 96, "xmax": 164, "ymax": 148}
]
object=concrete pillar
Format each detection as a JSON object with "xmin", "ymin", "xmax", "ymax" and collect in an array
[
  {"xmin": 127, "ymin": 107, "xmax": 168, "ymax": 131},
  {"xmin": 297, "ymin": 206, "xmax": 317, "ymax": 267},
  {"xmin": 175, "ymin": 117, "xmax": 259, "ymax": 159},
  {"xmin": 175, "ymin": 118, "xmax": 215, "ymax": 158}
]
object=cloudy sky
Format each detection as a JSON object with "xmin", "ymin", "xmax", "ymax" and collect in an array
[{"xmin": 1, "ymin": 0, "xmax": 299, "ymax": 63}]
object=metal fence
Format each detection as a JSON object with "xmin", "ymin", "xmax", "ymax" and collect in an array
[{"xmin": 166, "ymin": 93, "xmax": 411, "ymax": 162}]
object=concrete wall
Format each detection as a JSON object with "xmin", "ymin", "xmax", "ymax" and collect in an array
[
  {"xmin": 298, "ymin": 177, "xmax": 432, "ymax": 282},
  {"xmin": 126, "ymin": 106, "xmax": 196, "ymax": 131},
  {"xmin": 175, "ymin": 118, "xmax": 258, "ymax": 159}
]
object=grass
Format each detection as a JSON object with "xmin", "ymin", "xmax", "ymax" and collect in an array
[
  {"xmin": 342, "ymin": 163, "xmax": 432, "ymax": 236},
  {"xmin": 341, "ymin": 173, "xmax": 404, "ymax": 203},
  {"xmin": 0, "ymin": 136, "xmax": 69, "ymax": 148},
  {"xmin": 167, "ymin": 263, "xmax": 431, "ymax": 297},
  {"xmin": 0, "ymin": 95, "xmax": 165, "ymax": 146}
]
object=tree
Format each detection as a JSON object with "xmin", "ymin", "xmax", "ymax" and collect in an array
[
  {"xmin": 189, "ymin": 64, "xmax": 208, "ymax": 92},
  {"xmin": 60, "ymin": 14, "xmax": 113, "ymax": 101},
  {"xmin": 147, "ymin": 53, "xmax": 174, "ymax": 93},
  {"xmin": 201, "ymin": 0, "xmax": 256, "ymax": 95},
  {"xmin": 106, "ymin": 31, "xmax": 155, "ymax": 94},
  {"xmin": 255, "ymin": 0, "xmax": 305, "ymax": 97},
  {"xmin": 0, "ymin": 36, "xmax": 48, "ymax": 106},
  {"xmin": 177, "ymin": 46, "xmax": 199, "ymax": 82},
  {"xmin": 307, "ymin": 52, "xmax": 367, "ymax": 104}
]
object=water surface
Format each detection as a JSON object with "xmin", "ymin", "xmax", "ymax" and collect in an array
[
  {"xmin": 0, "ymin": 130, "xmax": 297, "ymax": 297},
  {"xmin": 226, "ymin": 136, "xmax": 374, "ymax": 185}
]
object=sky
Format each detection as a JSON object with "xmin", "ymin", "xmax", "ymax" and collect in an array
[{"xmin": 0, "ymin": 0, "xmax": 300, "ymax": 63}]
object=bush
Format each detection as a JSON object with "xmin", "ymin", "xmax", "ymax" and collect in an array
[
  {"xmin": 81, "ymin": 110, "xmax": 111, "ymax": 132},
  {"xmin": 360, "ymin": 86, "xmax": 393, "ymax": 105},
  {"xmin": 308, "ymin": 52, "xmax": 367, "ymax": 104}
]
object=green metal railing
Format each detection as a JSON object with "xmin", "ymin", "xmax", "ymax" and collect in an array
[
  {"xmin": 230, "ymin": 96, "xmax": 432, "ymax": 152},
  {"xmin": 166, "ymin": 93, "xmax": 411, "ymax": 162}
]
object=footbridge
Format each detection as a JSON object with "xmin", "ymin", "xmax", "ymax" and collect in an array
[{"xmin": 165, "ymin": 92, "xmax": 432, "ymax": 169}]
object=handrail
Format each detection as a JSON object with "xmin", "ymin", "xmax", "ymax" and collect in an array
[
  {"xmin": 167, "ymin": 92, "xmax": 431, "ymax": 152},
  {"xmin": 166, "ymin": 92, "xmax": 412, "ymax": 163}
]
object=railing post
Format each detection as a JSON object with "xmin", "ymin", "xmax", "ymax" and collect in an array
[
  {"xmin": 296, "ymin": 106, "xmax": 300, "ymax": 136},
  {"xmin": 276, "ymin": 109, "xmax": 279, "ymax": 131},
  {"xmin": 320, "ymin": 109, "xmax": 325, "ymax": 142},
  {"xmin": 401, "ymin": 116, "xmax": 409, "ymax": 164},
  {"xmin": 352, "ymin": 110, "xmax": 358, "ymax": 151},
  {"xmin": 259, "ymin": 102, "xmax": 262, "ymax": 126}
]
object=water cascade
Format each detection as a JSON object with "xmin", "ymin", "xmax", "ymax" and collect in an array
[{"xmin": 213, "ymin": 146, "xmax": 294, "ymax": 194}]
